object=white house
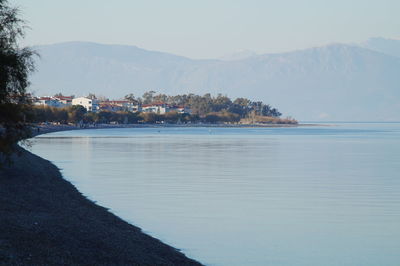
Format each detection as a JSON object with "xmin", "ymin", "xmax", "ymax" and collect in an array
[
  {"xmin": 141, "ymin": 102, "xmax": 169, "ymax": 114},
  {"xmin": 109, "ymin": 100, "xmax": 141, "ymax": 112},
  {"xmin": 98, "ymin": 100, "xmax": 141, "ymax": 112},
  {"xmin": 34, "ymin": 97, "xmax": 63, "ymax": 108},
  {"xmin": 170, "ymin": 105, "xmax": 191, "ymax": 114},
  {"xmin": 141, "ymin": 102, "xmax": 191, "ymax": 114},
  {"xmin": 72, "ymin": 97, "xmax": 99, "ymax": 112},
  {"xmin": 54, "ymin": 95, "xmax": 73, "ymax": 106}
]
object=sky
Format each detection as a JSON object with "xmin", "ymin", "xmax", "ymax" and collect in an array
[{"xmin": 16, "ymin": 0, "xmax": 400, "ymax": 59}]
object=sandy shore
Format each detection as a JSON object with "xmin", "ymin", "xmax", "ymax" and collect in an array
[{"xmin": 0, "ymin": 143, "xmax": 202, "ymax": 264}]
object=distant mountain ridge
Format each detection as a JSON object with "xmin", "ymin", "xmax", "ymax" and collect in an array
[
  {"xmin": 30, "ymin": 38, "xmax": 400, "ymax": 121},
  {"xmin": 361, "ymin": 37, "xmax": 400, "ymax": 58},
  {"xmin": 219, "ymin": 49, "xmax": 258, "ymax": 61}
]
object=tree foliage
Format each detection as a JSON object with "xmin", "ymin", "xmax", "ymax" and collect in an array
[
  {"xmin": 30, "ymin": 106, "xmax": 141, "ymax": 125},
  {"xmin": 67, "ymin": 105, "xmax": 86, "ymax": 123},
  {"xmin": 133, "ymin": 91, "xmax": 282, "ymax": 118},
  {"xmin": 0, "ymin": 0, "xmax": 35, "ymax": 161}
]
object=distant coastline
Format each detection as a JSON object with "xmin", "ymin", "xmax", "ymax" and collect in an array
[{"xmin": 32, "ymin": 122, "xmax": 311, "ymax": 137}]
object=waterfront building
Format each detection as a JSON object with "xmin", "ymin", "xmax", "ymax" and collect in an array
[
  {"xmin": 54, "ymin": 95, "xmax": 73, "ymax": 106},
  {"xmin": 141, "ymin": 102, "xmax": 169, "ymax": 114},
  {"xmin": 34, "ymin": 97, "xmax": 64, "ymax": 108},
  {"xmin": 72, "ymin": 97, "xmax": 99, "ymax": 112}
]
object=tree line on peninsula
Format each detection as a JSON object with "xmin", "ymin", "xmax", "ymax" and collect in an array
[{"xmin": 31, "ymin": 91, "xmax": 297, "ymax": 125}]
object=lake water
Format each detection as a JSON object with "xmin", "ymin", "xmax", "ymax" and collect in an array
[{"xmin": 30, "ymin": 123, "xmax": 400, "ymax": 266}]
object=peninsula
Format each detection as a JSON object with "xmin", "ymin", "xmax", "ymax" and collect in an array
[{"xmin": 31, "ymin": 92, "xmax": 297, "ymax": 125}]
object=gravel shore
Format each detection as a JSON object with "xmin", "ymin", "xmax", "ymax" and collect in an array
[{"xmin": 0, "ymin": 146, "xmax": 202, "ymax": 265}]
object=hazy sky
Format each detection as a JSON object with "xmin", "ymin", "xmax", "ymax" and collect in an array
[{"xmin": 17, "ymin": 0, "xmax": 400, "ymax": 59}]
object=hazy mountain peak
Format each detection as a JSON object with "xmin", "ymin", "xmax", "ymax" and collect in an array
[
  {"xmin": 219, "ymin": 49, "xmax": 258, "ymax": 61},
  {"xmin": 34, "ymin": 41, "xmax": 193, "ymax": 62}
]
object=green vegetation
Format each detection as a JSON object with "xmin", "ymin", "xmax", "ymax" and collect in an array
[
  {"xmin": 0, "ymin": 0, "xmax": 35, "ymax": 162},
  {"xmin": 126, "ymin": 92, "xmax": 283, "ymax": 118},
  {"xmin": 30, "ymin": 106, "xmax": 141, "ymax": 125},
  {"xmin": 31, "ymin": 91, "xmax": 297, "ymax": 125}
]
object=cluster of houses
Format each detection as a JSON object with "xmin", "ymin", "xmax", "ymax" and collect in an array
[{"xmin": 33, "ymin": 95, "xmax": 191, "ymax": 114}]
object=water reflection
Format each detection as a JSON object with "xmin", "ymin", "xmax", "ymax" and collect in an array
[{"xmin": 31, "ymin": 124, "xmax": 400, "ymax": 266}]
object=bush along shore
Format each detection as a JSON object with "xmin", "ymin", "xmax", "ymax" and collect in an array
[
  {"xmin": 0, "ymin": 145, "xmax": 202, "ymax": 265},
  {"xmin": 30, "ymin": 104, "xmax": 297, "ymax": 126}
]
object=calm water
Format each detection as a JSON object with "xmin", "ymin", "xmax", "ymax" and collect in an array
[{"xmin": 31, "ymin": 123, "xmax": 400, "ymax": 266}]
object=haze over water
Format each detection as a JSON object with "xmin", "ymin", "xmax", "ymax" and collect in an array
[{"xmin": 31, "ymin": 123, "xmax": 400, "ymax": 266}]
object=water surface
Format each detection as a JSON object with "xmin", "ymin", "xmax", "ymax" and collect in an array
[{"xmin": 31, "ymin": 123, "xmax": 400, "ymax": 265}]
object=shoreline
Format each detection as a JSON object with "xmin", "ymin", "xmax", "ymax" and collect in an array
[
  {"xmin": 1, "ymin": 132, "xmax": 202, "ymax": 264},
  {"xmin": 1, "ymin": 122, "xmax": 313, "ymax": 264},
  {"xmin": 32, "ymin": 121, "xmax": 315, "ymax": 137}
]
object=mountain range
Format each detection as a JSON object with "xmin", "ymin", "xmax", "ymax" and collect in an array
[{"xmin": 29, "ymin": 37, "xmax": 400, "ymax": 121}]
